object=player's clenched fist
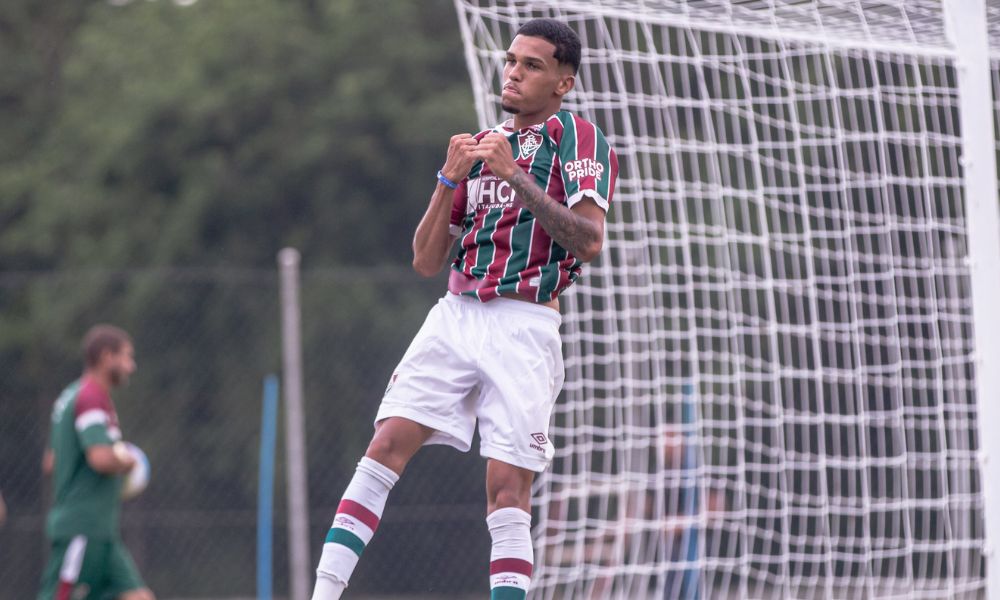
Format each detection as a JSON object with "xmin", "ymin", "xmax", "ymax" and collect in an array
[
  {"xmin": 473, "ymin": 133, "xmax": 517, "ymax": 180},
  {"xmin": 441, "ymin": 133, "xmax": 479, "ymax": 183}
]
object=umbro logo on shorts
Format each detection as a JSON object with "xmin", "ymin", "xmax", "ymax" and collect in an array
[{"xmin": 529, "ymin": 432, "xmax": 548, "ymax": 453}]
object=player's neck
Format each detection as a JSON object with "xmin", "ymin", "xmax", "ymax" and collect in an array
[
  {"xmin": 83, "ymin": 370, "xmax": 112, "ymax": 392},
  {"xmin": 511, "ymin": 105, "xmax": 562, "ymax": 130}
]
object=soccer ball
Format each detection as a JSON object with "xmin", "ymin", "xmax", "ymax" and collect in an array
[{"xmin": 114, "ymin": 441, "xmax": 150, "ymax": 500}]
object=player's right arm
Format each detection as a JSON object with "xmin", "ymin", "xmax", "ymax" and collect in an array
[
  {"xmin": 85, "ymin": 444, "xmax": 135, "ymax": 475},
  {"xmin": 74, "ymin": 383, "xmax": 135, "ymax": 475},
  {"xmin": 412, "ymin": 134, "xmax": 479, "ymax": 276}
]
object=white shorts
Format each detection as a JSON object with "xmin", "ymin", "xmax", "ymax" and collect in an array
[{"xmin": 375, "ymin": 292, "xmax": 565, "ymax": 472}]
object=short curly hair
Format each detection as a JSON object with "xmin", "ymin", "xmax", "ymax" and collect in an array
[{"xmin": 516, "ymin": 18, "xmax": 582, "ymax": 74}]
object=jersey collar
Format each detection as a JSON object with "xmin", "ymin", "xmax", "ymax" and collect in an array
[{"xmin": 495, "ymin": 118, "xmax": 546, "ymax": 135}]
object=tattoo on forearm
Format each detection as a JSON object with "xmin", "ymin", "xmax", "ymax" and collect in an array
[{"xmin": 508, "ymin": 170, "xmax": 600, "ymax": 257}]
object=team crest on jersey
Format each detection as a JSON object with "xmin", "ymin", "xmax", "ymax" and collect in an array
[{"xmin": 518, "ymin": 131, "xmax": 543, "ymax": 159}]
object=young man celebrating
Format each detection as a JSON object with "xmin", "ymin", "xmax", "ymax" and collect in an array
[
  {"xmin": 313, "ymin": 18, "xmax": 617, "ymax": 600},
  {"xmin": 37, "ymin": 325, "xmax": 155, "ymax": 600}
]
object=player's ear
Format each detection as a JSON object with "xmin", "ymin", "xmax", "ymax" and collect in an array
[
  {"xmin": 555, "ymin": 72, "xmax": 575, "ymax": 97},
  {"xmin": 98, "ymin": 347, "xmax": 115, "ymax": 368}
]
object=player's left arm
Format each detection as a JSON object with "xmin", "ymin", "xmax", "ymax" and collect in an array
[
  {"xmin": 509, "ymin": 169, "xmax": 604, "ymax": 262},
  {"xmin": 475, "ymin": 133, "xmax": 605, "ymax": 262}
]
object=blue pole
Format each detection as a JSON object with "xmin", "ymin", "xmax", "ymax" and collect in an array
[
  {"xmin": 258, "ymin": 375, "xmax": 279, "ymax": 600},
  {"xmin": 681, "ymin": 382, "xmax": 701, "ymax": 600}
]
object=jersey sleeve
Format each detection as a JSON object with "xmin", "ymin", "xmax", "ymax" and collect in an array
[
  {"xmin": 449, "ymin": 178, "xmax": 469, "ymax": 237},
  {"xmin": 74, "ymin": 385, "xmax": 114, "ymax": 449},
  {"xmin": 557, "ymin": 115, "xmax": 618, "ymax": 212}
]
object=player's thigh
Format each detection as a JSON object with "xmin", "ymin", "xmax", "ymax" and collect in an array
[
  {"xmin": 477, "ymin": 317, "xmax": 564, "ymax": 471},
  {"xmin": 37, "ymin": 536, "xmax": 111, "ymax": 600},
  {"xmin": 36, "ymin": 538, "xmax": 68, "ymax": 600},
  {"xmin": 376, "ymin": 297, "xmax": 482, "ymax": 451},
  {"xmin": 104, "ymin": 540, "xmax": 149, "ymax": 600}
]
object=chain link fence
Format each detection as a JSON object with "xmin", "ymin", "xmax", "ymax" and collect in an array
[{"xmin": 0, "ymin": 265, "xmax": 490, "ymax": 599}]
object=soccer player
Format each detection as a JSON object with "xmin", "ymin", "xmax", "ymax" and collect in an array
[
  {"xmin": 37, "ymin": 325, "xmax": 155, "ymax": 600},
  {"xmin": 312, "ymin": 18, "xmax": 617, "ymax": 600}
]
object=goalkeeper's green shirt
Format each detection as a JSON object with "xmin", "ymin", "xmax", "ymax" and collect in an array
[{"xmin": 45, "ymin": 377, "xmax": 124, "ymax": 540}]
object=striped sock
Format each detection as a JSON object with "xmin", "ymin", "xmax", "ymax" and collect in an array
[
  {"xmin": 312, "ymin": 457, "xmax": 398, "ymax": 599},
  {"xmin": 487, "ymin": 507, "xmax": 533, "ymax": 600}
]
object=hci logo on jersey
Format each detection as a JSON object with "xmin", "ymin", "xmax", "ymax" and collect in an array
[{"xmin": 518, "ymin": 131, "xmax": 543, "ymax": 159}]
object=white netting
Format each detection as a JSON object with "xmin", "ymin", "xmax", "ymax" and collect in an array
[{"xmin": 456, "ymin": 1, "xmax": 988, "ymax": 598}]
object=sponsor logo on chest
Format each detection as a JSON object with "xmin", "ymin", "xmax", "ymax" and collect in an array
[{"xmin": 468, "ymin": 175, "xmax": 518, "ymax": 212}]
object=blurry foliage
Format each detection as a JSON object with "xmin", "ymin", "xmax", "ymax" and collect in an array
[
  {"xmin": 0, "ymin": 0, "xmax": 483, "ymax": 596},
  {"xmin": 1, "ymin": 0, "xmax": 475, "ymax": 271},
  {"xmin": 0, "ymin": 0, "xmax": 477, "ymax": 413}
]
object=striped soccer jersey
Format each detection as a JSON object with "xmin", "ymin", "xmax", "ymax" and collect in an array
[
  {"xmin": 448, "ymin": 110, "xmax": 618, "ymax": 303},
  {"xmin": 46, "ymin": 377, "xmax": 125, "ymax": 540}
]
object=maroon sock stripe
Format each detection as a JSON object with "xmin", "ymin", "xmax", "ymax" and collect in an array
[
  {"xmin": 337, "ymin": 499, "xmax": 380, "ymax": 532},
  {"xmin": 490, "ymin": 558, "xmax": 533, "ymax": 577},
  {"xmin": 55, "ymin": 581, "xmax": 74, "ymax": 600}
]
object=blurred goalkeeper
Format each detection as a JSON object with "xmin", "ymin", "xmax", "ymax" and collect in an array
[
  {"xmin": 312, "ymin": 18, "xmax": 617, "ymax": 600},
  {"xmin": 37, "ymin": 325, "xmax": 154, "ymax": 600}
]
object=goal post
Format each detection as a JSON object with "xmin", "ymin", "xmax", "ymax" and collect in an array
[
  {"xmin": 945, "ymin": 0, "xmax": 1000, "ymax": 596},
  {"xmin": 454, "ymin": 1, "xmax": 1000, "ymax": 598}
]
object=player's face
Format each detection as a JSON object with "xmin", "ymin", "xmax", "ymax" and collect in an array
[
  {"xmin": 106, "ymin": 342, "xmax": 136, "ymax": 387},
  {"xmin": 501, "ymin": 35, "xmax": 575, "ymax": 121}
]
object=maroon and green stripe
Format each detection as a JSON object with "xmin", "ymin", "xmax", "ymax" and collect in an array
[
  {"xmin": 324, "ymin": 499, "xmax": 381, "ymax": 558},
  {"xmin": 448, "ymin": 110, "xmax": 617, "ymax": 302},
  {"xmin": 490, "ymin": 557, "xmax": 533, "ymax": 599}
]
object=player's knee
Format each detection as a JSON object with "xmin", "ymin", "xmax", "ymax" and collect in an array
[
  {"xmin": 487, "ymin": 475, "xmax": 531, "ymax": 512},
  {"xmin": 119, "ymin": 588, "xmax": 155, "ymax": 600},
  {"xmin": 365, "ymin": 418, "xmax": 430, "ymax": 474},
  {"xmin": 364, "ymin": 434, "xmax": 411, "ymax": 474},
  {"xmin": 489, "ymin": 488, "xmax": 529, "ymax": 512},
  {"xmin": 486, "ymin": 462, "xmax": 533, "ymax": 512},
  {"xmin": 365, "ymin": 437, "xmax": 396, "ymax": 467}
]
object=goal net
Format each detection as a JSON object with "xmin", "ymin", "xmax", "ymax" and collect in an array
[{"xmin": 455, "ymin": 1, "xmax": 995, "ymax": 598}]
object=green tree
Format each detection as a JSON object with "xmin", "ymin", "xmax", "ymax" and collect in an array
[{"xmin": 0, "ymin": 1, "xmax": 483, "ymax": 595}]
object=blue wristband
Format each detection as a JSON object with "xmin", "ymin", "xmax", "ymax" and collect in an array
[{"xmin": 437, "ymin": 170, "xmax": 458, "ymax": 189}]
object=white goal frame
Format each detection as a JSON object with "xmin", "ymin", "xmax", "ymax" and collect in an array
[{"xmin": 454, "ymin": 1, "xmax": 1000, "ymax": 598}]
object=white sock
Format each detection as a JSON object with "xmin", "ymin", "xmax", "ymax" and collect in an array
[
  {"xmin": 311, "ymin": 575, "xmax": 346, "ymax": 600},
  {"xmin": 312, "ymin": 457, "xmax": 399, "ymax": 599},
  {"xmin": 487, "ymin": 507, "xmax": 533, "ymax": 599}
]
